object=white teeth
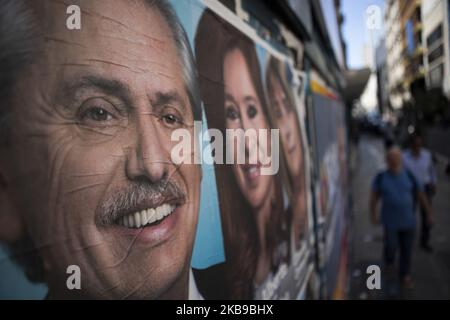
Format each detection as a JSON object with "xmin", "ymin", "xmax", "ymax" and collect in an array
[
  {"xmin": 156, "ymin": 206, "xmax": 164, "ymax": 220},
  {"xmin": 134, "ymin": 211, "xmax": 141, "ymax": 228},
  {"xmin": 118, "ymin": 204, "xmax": 176, "ymax": 228},
  {"xmin": 165, "ymin": 204, "xmax": 172, "ymax": 216},
  {"xmin": 128, "ymin": 215, "xmax": 134, "ymax": 228},
  {"xmin": 147, "ymin": 208, "xmax": 156, "ymax": 224},
  {"xmin": 140, "ymin": 210, "xmax": 148, "ymax": 226}
]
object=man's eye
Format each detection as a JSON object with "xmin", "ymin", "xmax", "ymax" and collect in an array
[
  {"xmin": 247, "ymin": 104, "xmax": 258, "ymax": 119},
  {"xmin": 78, "ymin": 98, "xmax": 119, "ymax": 126},
  {"xmin": 82, "ymin": 107, "xmax": 113, "ymax": 122},
  {"xmin": 161, "ymin": 113, "xmax": 181, "ymax": 126},
  {"xmin": 226, "ymin": 106, "xmax": 240, "ymax": 120}
]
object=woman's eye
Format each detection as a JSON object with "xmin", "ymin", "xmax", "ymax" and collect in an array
[
  {"xmin": 226, "ymin": 106, "xmax": 240, "ymax": 120},
  {"xmin": 247, "ymin": 104, "xmax": 258, "ymax": 119}
]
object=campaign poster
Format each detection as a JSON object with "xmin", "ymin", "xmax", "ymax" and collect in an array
[
  {"xmin": 193, "ymin": 2, "xmax": 314, "ymax": 299},
  {"xmin": 309, "ymin": 71, "xmax": 349, "ymax": 298},
  {"xmin": 0, "ymin": 0, "xmax": 315, "ymax": 300}
]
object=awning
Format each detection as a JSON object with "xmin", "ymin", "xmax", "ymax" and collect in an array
[{"xmin": 343, "ymin": 68, "xmax": 371, "ymax": 104}]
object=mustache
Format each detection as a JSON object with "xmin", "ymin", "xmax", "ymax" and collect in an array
[{"xmin": 96, "ymin": 177, "xmax": 186, "ymax": 226}]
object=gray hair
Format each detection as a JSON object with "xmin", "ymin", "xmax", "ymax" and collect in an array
[
  {"xmin": 150, "ymin": 0, "xmax": 202, "ymax": 121},
  {"xmin": 0, "ymin": 0, "xmax": 201, "ymax": 283},
  {"xmin": 0, "ymin": 0, "xmax": 202, "ymax": 144},
  {"xmin": 0, "ymin": 0, "xmax": 39, "ymax": 144}
]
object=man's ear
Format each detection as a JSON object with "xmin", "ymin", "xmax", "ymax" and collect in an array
[{"xmin": 0, "ymin": 161, "xmax": 25, "ymax": 243}]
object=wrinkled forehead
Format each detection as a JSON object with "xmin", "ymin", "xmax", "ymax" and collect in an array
[
  {"xmin": 36, "ymin": 0, "xmax": 172, "ymax": 42},
  {"xmin": 32, "ymin": 0, "xmax": 181, "ymax": 89}
]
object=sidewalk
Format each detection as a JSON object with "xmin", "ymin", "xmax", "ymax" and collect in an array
[{"xmin": 348, "ymin": 135, "xmax": 450, "ymax": 300}]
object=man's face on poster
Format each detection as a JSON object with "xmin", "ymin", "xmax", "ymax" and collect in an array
[{"xmin": 0, "ymin": 0, "xmax": 201, "ymax": 299}]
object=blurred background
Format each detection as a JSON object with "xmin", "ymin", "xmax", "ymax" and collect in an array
[{"xmin": 342, "ymin": 0, "xmax": 450, "ymax": 300}]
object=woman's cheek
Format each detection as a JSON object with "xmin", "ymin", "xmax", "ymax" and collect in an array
[
  {"xmin": 232, "ymin": 164, "xmax": 246, "ymax": 195},
  {"xmin": 226, "ymin": 119, "xmax": 240, "ymax": 130}
]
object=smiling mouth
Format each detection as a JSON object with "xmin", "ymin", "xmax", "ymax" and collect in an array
[
  {"xmin": 116, "ymin": 203, "xmax": 177, "ymax": 229},
  {"xmin": 241, "ymin": 163, "xmax": 261, "ymax": 183}
]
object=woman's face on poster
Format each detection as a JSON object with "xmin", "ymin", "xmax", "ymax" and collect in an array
[
  {"xmin": 223, "ymin": 48, "xmax": 272, "ymax": 209},
  {"xmin": 269, "ymin": 73, "xmax": 303, "ymax": 180}
]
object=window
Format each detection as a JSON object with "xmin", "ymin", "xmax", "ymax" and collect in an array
[
  {"xmin": 428, "ymin": 45, "xmax": 444, "ymax": 65},
  {"xmin": 405, "ymin": 19, "xmax": 415, "ymax": 56},
  {"xmin": 429, "ymin": 64, "xmax": 443, "ymax": 88},
  {"xmin": 426, "ymin": 24, "xmax": 443, "ymax": 48}
]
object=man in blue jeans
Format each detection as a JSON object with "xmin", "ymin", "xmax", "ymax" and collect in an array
[{"xmin": 370, "ymin": 146, "xmax": 433, "ymax": 288}]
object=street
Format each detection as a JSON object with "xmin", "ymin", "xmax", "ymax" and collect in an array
[{"xmin": 349, "ymin": 135, "xmax": 450, "ymax": 299}]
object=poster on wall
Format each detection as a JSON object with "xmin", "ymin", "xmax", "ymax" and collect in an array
[
  {"xmin": 192, "ymin": 1, "xmax": 314, "ymax": 300},
  {"xmin": 0, "ymin": 0, "xmax": 315, "ymax": 300},
  {"xmin": 309, "ymin": 71, "xmax": 349, "ymax": 298}
]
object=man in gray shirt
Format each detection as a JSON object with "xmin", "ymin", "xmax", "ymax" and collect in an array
[{"xmin": 403, "ymin": 133, "xmax": 437, "ymax": 253}]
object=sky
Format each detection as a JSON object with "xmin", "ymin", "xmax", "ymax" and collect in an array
[{"xmin": 342, "ymin": 0, "xmax": 385, "ymax": 69}]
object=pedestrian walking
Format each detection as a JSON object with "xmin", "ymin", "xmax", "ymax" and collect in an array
[
  {"xmin": 370, "ymin": 146, "xmax": 433, "ymax": 288},
  {"xmin": 402, "ymin": 133, "xmax": 437, "ymax": 253}
]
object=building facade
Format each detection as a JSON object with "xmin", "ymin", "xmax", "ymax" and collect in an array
[
  {"xmin": 422, "ymin": 0, "xmax": 450, "ymax": 98},
  {"xmin": 399, "ymin": 0, "xmax": 425, "ymax": 94},
  {"xmin": 376, "ymin": 39, "xmax": 390, "ymax": 113},
  {"xmin": 385, "ymin": 0, "xmax": 406, "ymax": 109}
]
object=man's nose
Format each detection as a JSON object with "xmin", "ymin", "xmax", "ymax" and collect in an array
[{"xmin": 126, "ymin": 118, "xmax": 167, "ymax": 183}]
